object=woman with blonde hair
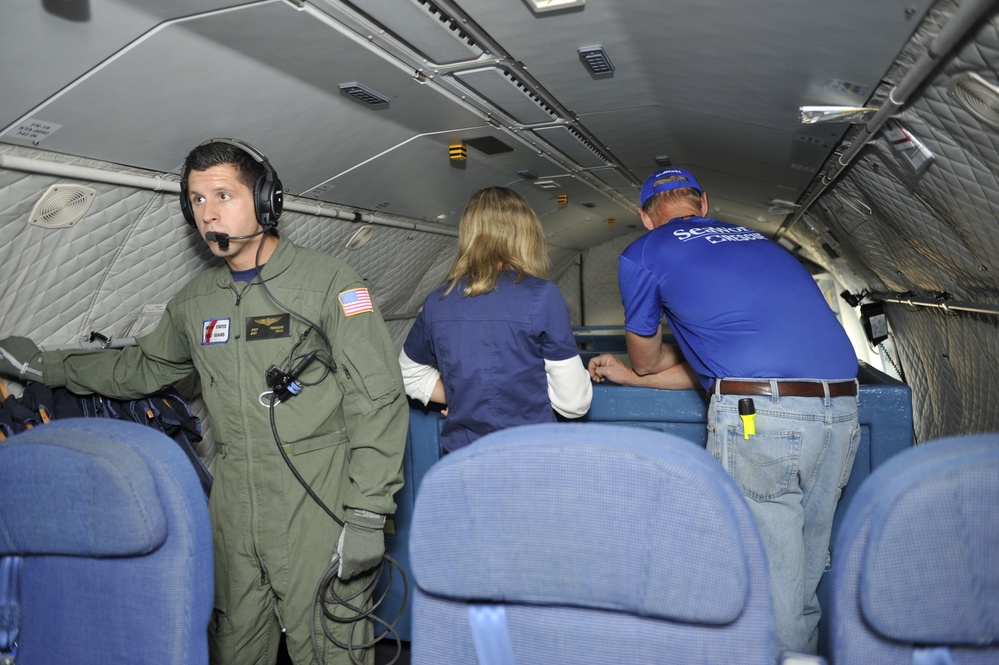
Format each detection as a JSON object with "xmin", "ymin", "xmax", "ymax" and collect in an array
[{"xmin": 399, "ymin": 186, "xmax": 591, "ymax": 451}]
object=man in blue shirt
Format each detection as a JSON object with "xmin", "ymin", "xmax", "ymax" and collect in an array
[{"xmin": 589, "ymin": 167, "xmax": 859, "ymax": 657}]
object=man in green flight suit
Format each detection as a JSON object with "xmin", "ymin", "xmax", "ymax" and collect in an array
[{"xmin": 0, "ymin": 138, "xmax": 408, "ymax": 665}]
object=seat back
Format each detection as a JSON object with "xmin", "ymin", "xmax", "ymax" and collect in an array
[
  {"xmin": 409, "ymin": 422, "xmax": 775, "ymax": 665},
  {"xmin": 830, "ymin": 433, "xmax": 999, "ymax": 664},
  {"xmin": 0, "ymin": 418, "xmax": 213, "ymax": 665}
]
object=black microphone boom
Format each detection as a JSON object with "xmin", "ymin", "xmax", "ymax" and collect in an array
[{"xmin": 204, "ymin": 229, "xmax": 266, "ymax": 250}]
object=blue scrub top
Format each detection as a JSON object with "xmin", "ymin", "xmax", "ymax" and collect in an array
[
  {"xmin": 404, "ymin": 271, "xmax": 579, "ymax": 451},
  {"xmin": 618, "ymin": 216, "xmax": 857, "ymax": 391}
]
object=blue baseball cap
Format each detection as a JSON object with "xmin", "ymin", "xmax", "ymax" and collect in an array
[{"xmin": 639, "ymin": 167, "xmax": 703, "ymax": 208}]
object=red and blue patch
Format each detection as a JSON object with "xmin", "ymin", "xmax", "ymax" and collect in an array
[{"xmin": 201, "ymin": 318, "xmax": 231, "ymax": 344}]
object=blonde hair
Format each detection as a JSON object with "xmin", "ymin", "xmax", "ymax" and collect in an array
[
  {"xmin": 643, "ymin": 187, "xmax": 703, "ymax": 225},
  {"xmin": 445, "ymin": 187, "xmax": 549, "ymax": 297}
]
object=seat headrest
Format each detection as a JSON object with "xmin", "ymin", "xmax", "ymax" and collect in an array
[
  {"xmin": 860, "ymin": 441, "xmax": 999, "ymax": 645},
  {"xmin": 411, "ymin": 423, "xmax": 756, "ymax": 625},
  {"xmin": 0, "ymin": 422, "xmax": 167, "ymax": 556}
]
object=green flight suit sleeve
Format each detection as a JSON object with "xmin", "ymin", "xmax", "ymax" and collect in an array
[
  {"xmin": 42, "ymin": 302, "xmax": 195, "ymax": 400},
  {"xmin": 327, "ymin": 280, "xmax": 408, "ymax": 516}
]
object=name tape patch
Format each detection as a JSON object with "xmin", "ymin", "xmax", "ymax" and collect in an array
[{"xmin": 247, "ymin": 313, "xmax": 291, "ymax": 340}]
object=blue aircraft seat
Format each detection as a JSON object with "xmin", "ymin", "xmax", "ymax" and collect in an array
[
  {"xmin": 0, "ymin": 418, "xmax": 214, "ymax": 665},
  {"xmin": 829, "ymin": 432, "xmax": 999, "ymax": 664},
  {"xmin": 408, "ymin": 422, "xmax": 776, "ymax": 664}
]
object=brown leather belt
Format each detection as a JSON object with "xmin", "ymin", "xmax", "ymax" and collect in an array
[{"xmin": 711, "ymin": 379, "xmax": 857, "ymax": 398}]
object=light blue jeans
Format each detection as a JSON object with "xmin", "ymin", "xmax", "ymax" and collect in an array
[{"xmin": 706, "ymin": 380, "xmax": 860, "ymax": 657}]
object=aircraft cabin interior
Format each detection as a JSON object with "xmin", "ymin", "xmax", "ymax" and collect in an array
[{"xmin": 1, "ymin": 1, "xmax": 998, "ymax": 664}]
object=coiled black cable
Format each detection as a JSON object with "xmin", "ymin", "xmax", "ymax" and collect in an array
[
  {"xmin": 248, "ymin": 234, "xmax": 408, "ymax": 665},
  {"xmin": 311, "ymin": 554, "xmax": 409, "ymax": 665}
]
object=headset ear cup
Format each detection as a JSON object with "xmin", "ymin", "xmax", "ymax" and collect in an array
[
  {"xmin": 268, "ymin": 177, "xmax": 284, "ymax": 229},
  {"xmin": 255, "ymin": 174, "xmax": 283, "ymax": 230},
  {"xmin": 253, "ymin": 175, "xmax": 265, "ymax": 228},
  {"xmin": 180, "ymin": 178, "xmax": 196, "ymax": 227}
]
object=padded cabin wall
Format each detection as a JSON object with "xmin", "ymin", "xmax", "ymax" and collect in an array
[
  {"xmin": 791, "ymin": 10, "xmax": 999, "ymax": 442},
  {"xmin": 284, "ymin": 216, "xmax": 455, "ymax": 351},
  {"xmin": 578, "ymin": 228, "xmax": 644, "ymax": 326},
  {"xmin": 0, "ymin": 157, "xmax": 205, "ymax": 345},
  {"xmin": 550, "ymin": 247, "xmax": 583, "ymax": 326}
]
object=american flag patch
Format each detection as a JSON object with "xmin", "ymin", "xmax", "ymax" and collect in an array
[{"xmin": 338, "ymin": 288, "xmax": 373, "ymax": 316}]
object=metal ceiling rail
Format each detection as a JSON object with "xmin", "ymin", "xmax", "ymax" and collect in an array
[
  {"xmin": 0, "ymin": 152, "xmax": 457, "ymax": 237},
  {"xmin": 776, "ymin": 0, "xmax": 997, "ymax": 238}
]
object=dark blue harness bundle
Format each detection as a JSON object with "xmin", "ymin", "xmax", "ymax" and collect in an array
[{"xmin": 0, "ymin": 381, "xmax": 210, "ymax": 497}]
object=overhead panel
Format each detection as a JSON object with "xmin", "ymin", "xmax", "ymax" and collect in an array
[
  {"xmin": 0, "ymin": 0, "xmax": 254, "ymax": 134},
  {"xmin": 588, "ymin": 166, "xmax": 635, "ymax": 190},
  {"xmin": 354, "ymin": 0, "xmax": 484, "ymax": 64},
  {"xmin": 532, "ymin": 125, "xmax": 609, "ymax": 169},
  {"xmin": 452, "ymin": 67, "xmax": 559, "ymax": 126}
]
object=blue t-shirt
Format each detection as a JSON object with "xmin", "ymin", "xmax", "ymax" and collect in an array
[
  {"xmin": 403, "ymin": 271, "xmax": 579, "ymax": 451},
  {"xmin": 619, "ymin": 216, "xmax": 857, "ymax": 391}
]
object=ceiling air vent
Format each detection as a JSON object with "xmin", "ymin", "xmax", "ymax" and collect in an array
[
  {"xmin": 339, "ymin": 82, "xmax": 391, "ymax": 107},
  {"xmin": 948, "ymin": 72, "xmax": 999, "ymax": 131},
  {"xmin": 578, "ymin": 46, "xmax": 614, "ymax": 78},
  {"xmin": 533, "ymin": 180, "xmax": 561, "ymax": 189},
  {"xmin": 29, "ymin": 184, "xmax": 96, "ymax": 228}
]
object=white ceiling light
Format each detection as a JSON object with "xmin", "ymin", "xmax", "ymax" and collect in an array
[
  {"xmin": 524, "ymin": 0, "xmax": 585, "ymax": 14},
  {"xmin": 799, "ymin": 106, "xmax": 876, "ymax": 124}
]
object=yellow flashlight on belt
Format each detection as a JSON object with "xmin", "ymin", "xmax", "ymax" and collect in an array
[{"xmin": 739, "ymin": 398, "xmax": 756, "ymax": 439}]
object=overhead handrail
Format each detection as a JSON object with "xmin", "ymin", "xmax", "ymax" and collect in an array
[
  {"xmin": 0, "ymin": 151, "xmax": 457, "ymax": 237},
  {"xmin": 871, "ymin": 293, "xmax": 999, "ymax": 317}
]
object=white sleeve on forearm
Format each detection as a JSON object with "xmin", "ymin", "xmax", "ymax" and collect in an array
[
  {"xmin": 398, "ymin": 349, "xmax": 440, "ymax": 406},
  {"xmin": 545, "ymin": 355, "xmax": 593, "ymax": 418}
]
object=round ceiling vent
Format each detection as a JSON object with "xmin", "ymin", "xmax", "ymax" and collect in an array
[
  {"xmin": 28, "ymin": 184, "xmax": 96, "ymax": 228},
  {"xmin": 947, "ymin": 72, "xmax": 999, "ymax": 131}
]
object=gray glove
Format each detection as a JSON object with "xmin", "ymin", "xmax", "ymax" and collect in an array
[
  {"xmin": 0, "ymin": 336, "xmax": 44, "ymax": 382},
  {"xmin": 336, "ymin": 508, "xmax": 386, "ymax": 580}
]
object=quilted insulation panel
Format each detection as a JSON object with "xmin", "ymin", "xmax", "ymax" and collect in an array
[{"xmin": 790, "ymin": 6, "xmax": 999, "ymax": 442}]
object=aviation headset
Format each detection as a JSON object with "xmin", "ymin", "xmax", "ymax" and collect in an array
[{"xmin": 179, "ymin": 137, "xmax": 284, "ymax": 230}]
